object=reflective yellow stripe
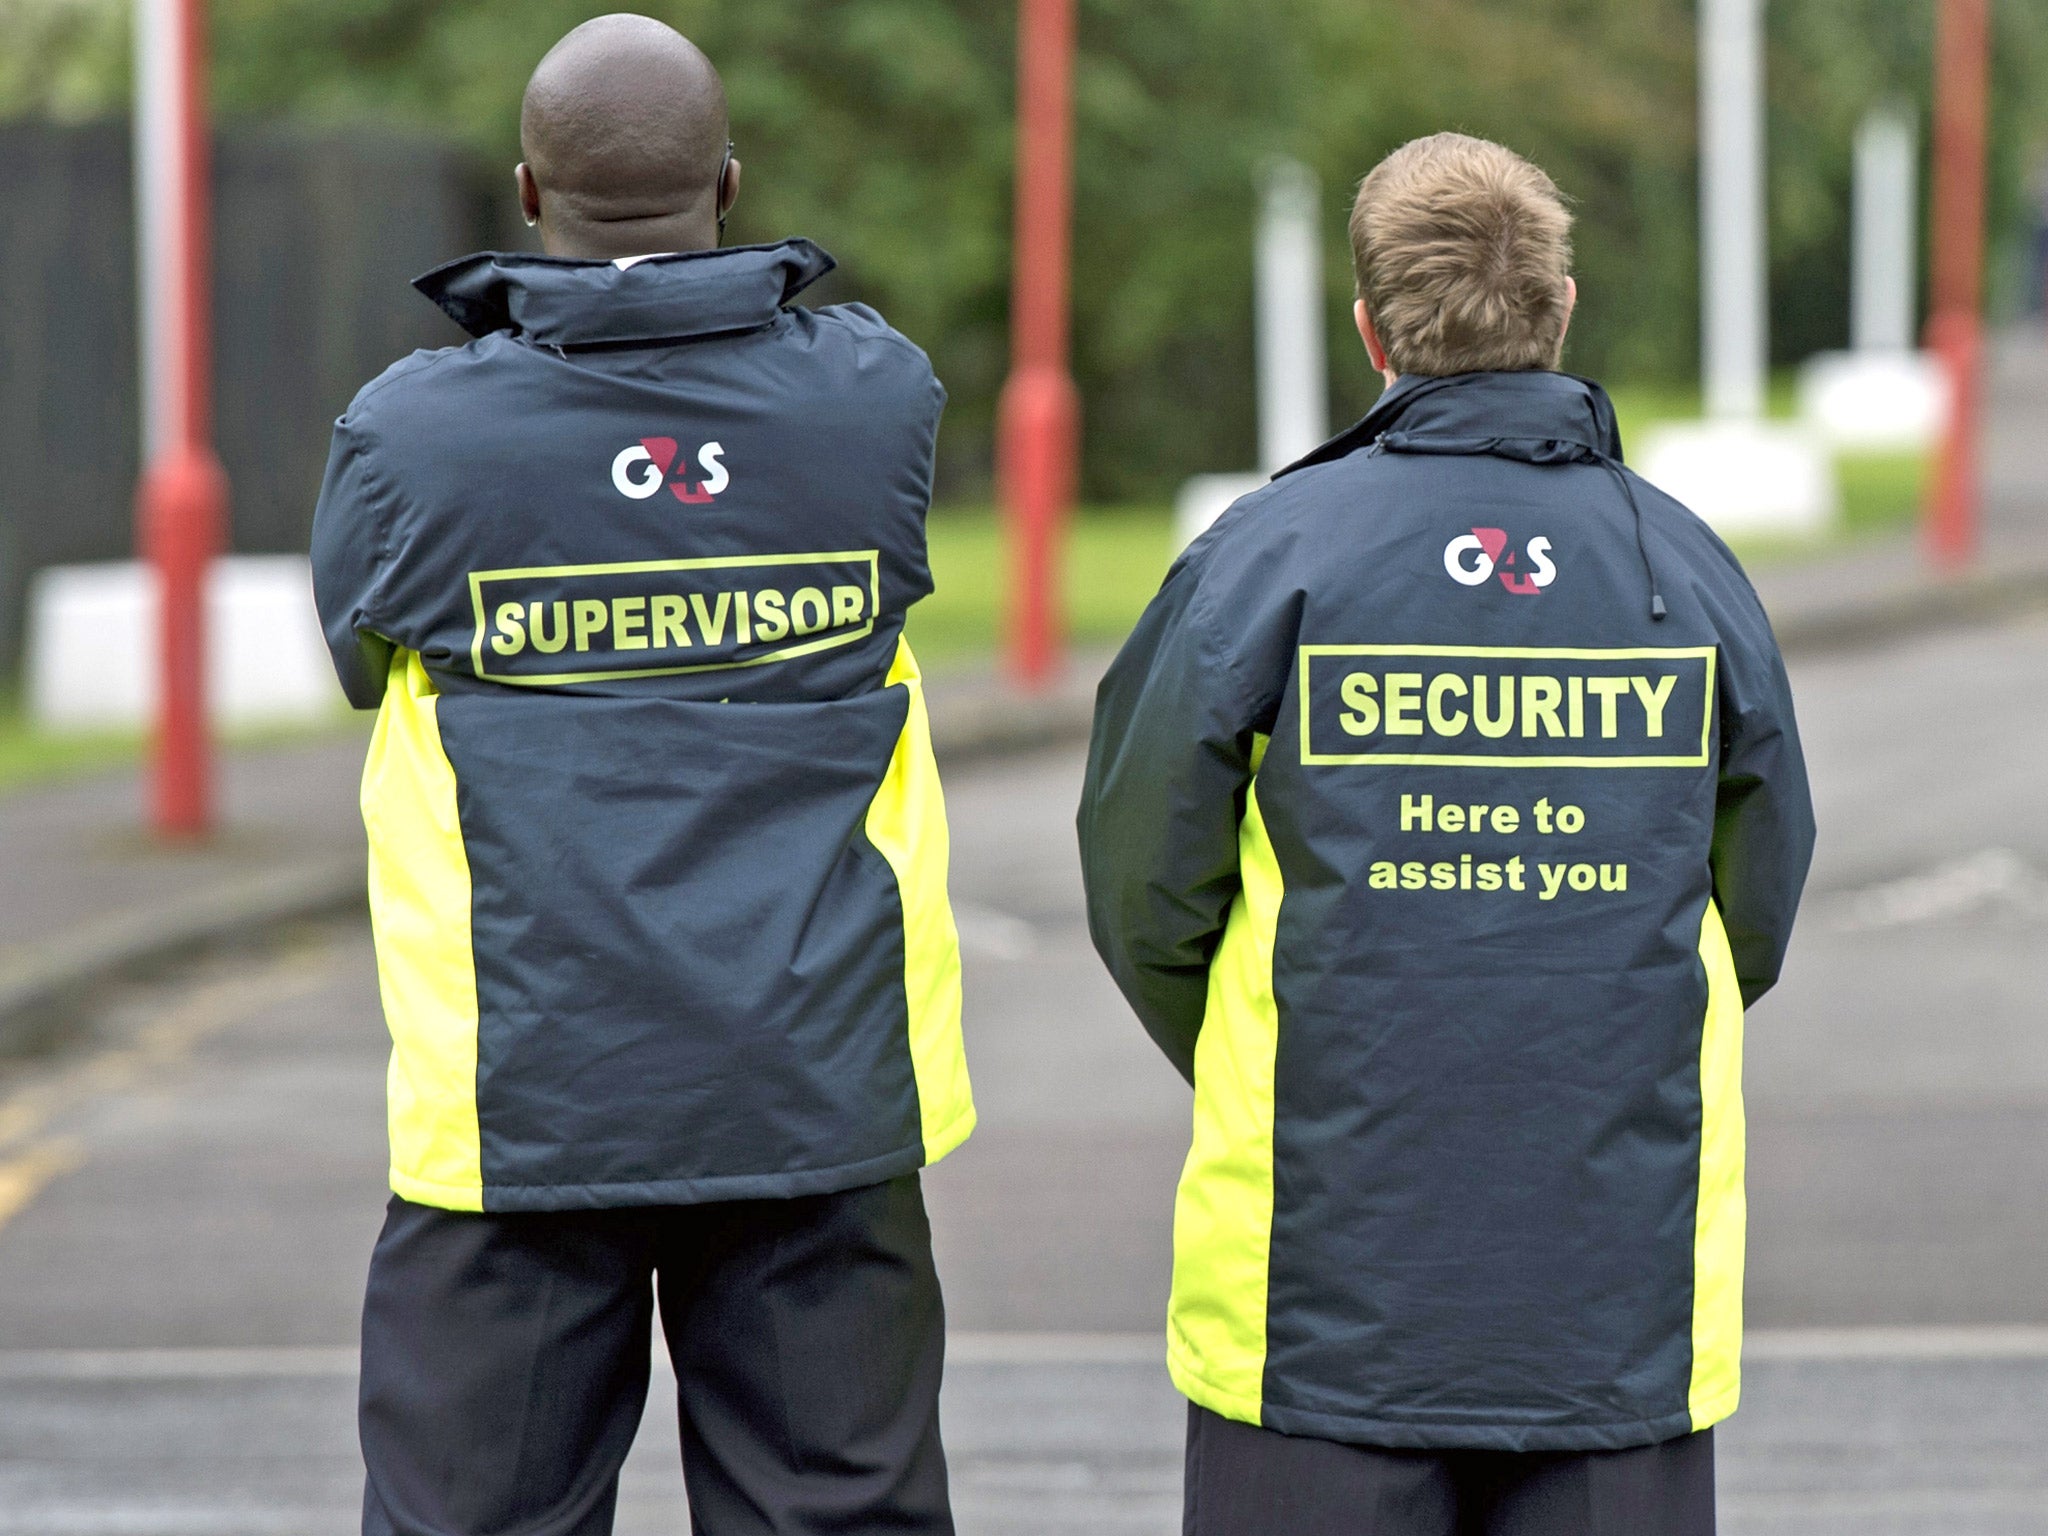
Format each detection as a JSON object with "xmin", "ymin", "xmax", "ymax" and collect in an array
[
  {"xmin": 362, "ymin": 650, "xmax": 483, "ymax": 1211},
  {"xmin": 1168, "ymin": 734, "xmax": 1280, "ymax": 1425},
  {"xmin": 865, "ymin": 638, "xmax": 975, "ymax": 1164},
  {"xmin": 1690, "ymin": 897, "xmax": 1747, "ymax": 1428}
]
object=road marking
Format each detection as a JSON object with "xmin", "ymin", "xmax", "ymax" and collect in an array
[
  {"xmin": 1825, "ymin": 847, "xmax": 2048, "ymax": 933},
  {"xmin": 952, "ymin": 903, "xmax": 1039, "ymax": 961},
  {"xmin": 0, "ymin": 943, "xmax": 343, "ymax": 1238},
  {"xmin": 0, "ymin": 1139, "xmax": 82, "ymax": 1233},
  {"xmin": 0, "ymin": 1345, "xmax": 360, "ymax": 1379},
  {"xmin": 5, "ymin": 1327, "xmax": 2048, "ymax": 1382},
  {"xmin": 1743, "ymin": 1325, "xmax": 2048, "ymax": 1360}
]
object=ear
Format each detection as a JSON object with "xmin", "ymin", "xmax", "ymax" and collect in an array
[
  {"xmin": 720, "ymin": 156, "xmax": 742, "ymax": 221},
  {"xmin": 1354, "ymin": 298, "xmax": 1395, "ymax": 383},
  {"xmin": 1559, "ymin": 275, "xmax": 1578, "ymax": 347},
  {"xmin": 515, "ymin": 163, "xmax": 541, "ymax": 230}
]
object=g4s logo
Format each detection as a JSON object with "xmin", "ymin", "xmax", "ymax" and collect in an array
[
  {"xmin": 1443, "ymin": 528, "xmax": 1557, "ymax": 595},
  {"xmin": 612, "ymin": 437, "xmax": 730, "ymax": 504}
]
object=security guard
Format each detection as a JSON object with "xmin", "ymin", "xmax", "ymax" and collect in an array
[
  {"xmin": 311, "ymin": 17, "xmax": 971, "ymax": 1535},
  {"xmin": 1078, "ymin": 134, "xmax": 1814, "ymax": 1535}
]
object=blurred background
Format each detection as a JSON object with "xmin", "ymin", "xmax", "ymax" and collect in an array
[
  {"xmin": 2, "ymin": 2, "xmax": 2047, "ymax": 1533},
  {"xmin": 5, "ymin": 0, "xmax": 2048, "ymax": 694}
]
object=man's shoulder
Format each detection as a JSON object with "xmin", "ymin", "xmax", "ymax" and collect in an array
[
  {"xmin": 343, "ymin": 341, "xmax": 491, "ymax": 431},
  {"xmin": 803, "ymin": 299, "xmax": 917, "ymax": 346},
  {"xmin": 1190, "ymin": 449, "xmax": 1401, "ymax": 565},
  {"xmin": 793, "ymin": 302, "xmax": 937, "ymax": 378},
  {"xmin": 774, "ymin": 303, "xmax": 944, "ymax": 425}
]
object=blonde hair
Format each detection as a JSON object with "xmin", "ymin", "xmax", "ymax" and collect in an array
[{"xmin": 1348, "ymin": 133, "xmax": 1574, "ymax": 376}]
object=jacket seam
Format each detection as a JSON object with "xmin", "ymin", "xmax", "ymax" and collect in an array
[
  {"xmin": 329, "ymin": 415, "xmax": 402, "ymax": 649},
  {"xmin": 478, "ymin": 1147, "xmax": 926, "ymax": 1195},
  {"xmin": 401, "ymin": 1138, "xmax": 937, "ymax": 1210},
  {"xmin": 1257, "ymin": 1398, "xmax": 1702, "ymax": 1453},
  {"xmin": 1182, "ymin": 562, "xmax": 1261, "ymax": 736},
  {"xmin": 1177, "ymin": 1327, "xmax": 1712, "ymax": 1449},
  {"xmin": 348, "ymin": 343, "xmax": 468, "ymax": 410},
  {"xmin": 836, "ymin": 307, "xmax": 938, "ymax": 373}
]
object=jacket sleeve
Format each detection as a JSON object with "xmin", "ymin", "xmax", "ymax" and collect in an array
[
  {"xmin": 1077, "ymin": 560, "xmax": 1258, "ymax": 1083},
  {"xmin": 309, "ymin": 416, "xmax": 395, "ymax": 709},
  {"xmin": 1710, "ymin": 601, "xmax": 1817, "ymax": 1005}
]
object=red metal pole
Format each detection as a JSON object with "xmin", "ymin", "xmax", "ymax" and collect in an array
[
  {"xmin": 137, "ymin": 0, "xmax": 225, "ymax": 837},
  {"xmin": 139, "ymin": 449, "xmax": 225, "ymax": 838},
  {"xmin": 177, "ymin": 0, "xmax": 213, "ymax": 452},
  {"xmin": 997, "ymin": 0, "xmax": 1080, "ymax": 690},
  {"xmin": 1925, "ymin": 0, "xmax": 1990, "ymax": 570}
]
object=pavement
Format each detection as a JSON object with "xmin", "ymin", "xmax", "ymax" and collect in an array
[{"xmin": 1, "ymin": 335, "xmax": 2047, "ymax": 1530}]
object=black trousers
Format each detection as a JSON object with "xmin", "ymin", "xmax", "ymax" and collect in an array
[
  {"xmin": 359, "ymin": 1174, "xmax": 953, "ymax": 1536},
  {"xmin": 1184, "ymin": 1404, "xmax": 1714, "ymax": 1536}
]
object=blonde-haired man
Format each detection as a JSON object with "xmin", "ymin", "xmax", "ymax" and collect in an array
[{"xmin": 1079, "ymin": 133, "xmax": 1813, "ymax": 1534}]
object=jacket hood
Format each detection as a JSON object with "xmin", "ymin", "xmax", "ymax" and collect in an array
[
  {"xmin": 1276, "ymin": 370, "xmax": 1625, "ymax": 476},
  {"xmin": 413, "ymin": 239, "xmax": 837, "ymax": 346}
]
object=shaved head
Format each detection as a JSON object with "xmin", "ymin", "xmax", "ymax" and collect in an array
[{"xmin": 516, "ymin": 14, "xmax": 739, "ymax": 259}]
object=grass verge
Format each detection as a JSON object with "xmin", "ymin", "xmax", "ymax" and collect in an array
[
  {"xmin": 0, "ymin": 711, "xmax": 140, "ymax": 796},
  {"xmin": 0, "ymin": 707, "xmax": 367, "ymax": 799}
]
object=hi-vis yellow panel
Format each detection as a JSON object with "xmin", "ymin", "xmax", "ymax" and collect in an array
[
  {"xmin": 865, "ymin": 639, "xmax": 975, "ymax": 1164},
  {"xmin": 1690, "ymin": 898, "xmax": 1747, "ymax": 1429},
  {"xmin": 1169, "ymin": 734, "xmax": 1282, "ymax": 1426},
  {"xmin": 362, "ymin": 650, "xmax": 483, "ymax": 1211}
]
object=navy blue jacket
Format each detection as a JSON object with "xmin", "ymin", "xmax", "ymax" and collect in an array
[
  {"xmin": 1078, "ymin": 370, "xmax": 1815, "ymax": 1451},
  {"xmin": 311, "ymin": 242, "xmax": 972, "ymax": 1213}
]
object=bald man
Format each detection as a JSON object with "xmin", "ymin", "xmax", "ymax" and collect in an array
[{"xmin": 312, "ymin": 16, "xmax": 971, "ymax": 1535}]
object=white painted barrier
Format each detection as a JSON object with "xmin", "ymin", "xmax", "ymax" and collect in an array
[
  {"xmin": 1635, "ymin": 419, "xmax": 1839, "ymax": 540},
  {"xmin": 1797, "ymin": 349, "xmax": 1948, "ymax": 452},
  {"xmin": 25, "ymin": 556, "xmax": 341, "ymax": 731}
]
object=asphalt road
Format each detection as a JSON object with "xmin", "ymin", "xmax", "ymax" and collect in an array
[{"xmin": 2, "ymin": 613, "xmax": 2047, "ymax": 1533}]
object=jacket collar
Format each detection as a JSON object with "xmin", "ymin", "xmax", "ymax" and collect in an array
[
  {"xmin": 1275, "ymin": 370, "xmax": 1624, "ymax": 476},
  {"xmin": 413, "ymin": 239, "xmax": 837, "ymax": 346}
]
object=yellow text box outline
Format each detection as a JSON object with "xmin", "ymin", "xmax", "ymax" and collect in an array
[
  {"xmin": 1298, "ymin": 643, "xmax": 1717, "ymax": 768},
  {"xmin": 468, "ymin": 550, "xmax": 881, "ymax": 686}
]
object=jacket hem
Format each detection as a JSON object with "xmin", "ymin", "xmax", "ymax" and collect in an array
[
  {"xmin": 389, "ymin": 1167, "xmax": 484, "ymax": 1212},
  {"xmin": 922, "ymin": 1102, "xmax": 977, "ymax": 1166},
  {"xmin": 393, "ymin": 1140, "xmax": 933, "ymax": 1214},
  {"xmin": 1688, "ymin": 1382, "xmax": 1740, "ymax": 1434},
  {"xmin": 1173, "ymin": 1339, "xmax": 1709, "ymax": 1453},
  {"xmin": 1255, "ymin": 1398, "xmax": 1701, "ymax": 1454},
  {"xmin": 1169, "ymin": 1335, "xmax": 1264, "ymax": 1426}
]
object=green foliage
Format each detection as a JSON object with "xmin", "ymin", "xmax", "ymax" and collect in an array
[
  {"xmin": 0, "ymin": 0, "xmax": 128, "ymax": 120},
  {"xmin": 5, "ymin": 0, "xmax": 2047, "ymax": 500}
]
